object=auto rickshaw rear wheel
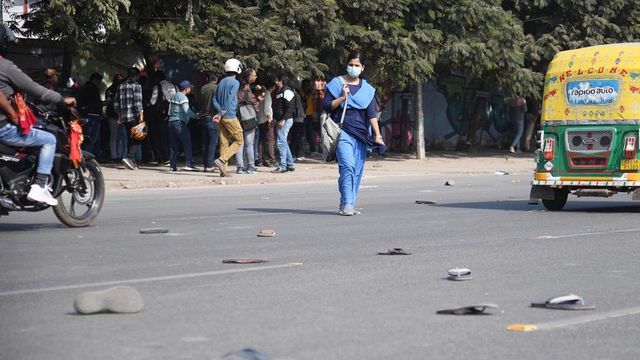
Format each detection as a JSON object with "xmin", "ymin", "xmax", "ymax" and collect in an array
[{"xmin": 542, "ymin": 188, "xmax": 569, "ymax": 211}]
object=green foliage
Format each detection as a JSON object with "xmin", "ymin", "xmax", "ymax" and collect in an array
[{"xmin": 17, "ymin": 0, "xmax": 640, "ymax": 98}]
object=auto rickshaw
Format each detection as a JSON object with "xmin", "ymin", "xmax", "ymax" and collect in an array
[{"xmin": 530, "ymin": 43, "xmax": 640, "ymax": 210}]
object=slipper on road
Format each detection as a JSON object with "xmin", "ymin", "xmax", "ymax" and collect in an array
[
  {"xmin": 447, "ymin": 268, "xmax": 472, "ymax": 281},
  {"xmin": 222, "ymin": 258, "xmax": 269, "ymax": 264},
  {"xmin": 377, "ymin": 248, "xmax": 412, "ymax": 255},
  {"xmin": 436, "ymin": 303, "xmax": 498, "ymax": 315},
  {"xmin": 531, "ymin": 294, "xmax": 595, "ymax": 310}
]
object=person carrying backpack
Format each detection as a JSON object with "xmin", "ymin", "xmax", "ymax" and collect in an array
[{"xmin": 149, "ymin": 70, "xmax": 176, "ymax": 164}]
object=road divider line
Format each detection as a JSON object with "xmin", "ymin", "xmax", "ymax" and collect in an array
[
  {"xmin": 536, "ymin": 228, "xmax": 640, "ymax": 239},
  {"xmin": 0, "ymin": 263, "xmax": 303, "ymax": 297},
  {"xmin": 508, "ymin": 306, "xmax": 640, "ymax": 332}
]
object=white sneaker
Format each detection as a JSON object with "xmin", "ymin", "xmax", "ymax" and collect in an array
[
  {"xmin": 182, "ymin": 165, "xmax": 199, "ymax": 171},
  {"xmin": 27, "ymin": 184, "xmax": 58, "ymax": 206}
]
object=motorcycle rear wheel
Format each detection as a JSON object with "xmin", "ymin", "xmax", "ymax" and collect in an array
[{"xmin": 53, "ymin": 159, "xmax": 105, "ymax": 227}]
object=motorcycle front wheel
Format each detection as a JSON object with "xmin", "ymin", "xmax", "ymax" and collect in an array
[{"xmin": 53, "ymin": 159, "xmax": 105, "ymax": 227}]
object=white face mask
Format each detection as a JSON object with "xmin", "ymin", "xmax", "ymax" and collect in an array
[{"xmin": 347, "ymin": 65, "xmax": 362, "ymax": 77}]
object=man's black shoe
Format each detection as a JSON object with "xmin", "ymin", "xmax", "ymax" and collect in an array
[
  {"xmin": 271, "ymin": 168, "xmax": 287, "ymax": 173},
  {"xmin": 286, "ymin": 166, "xmax": 296, "ymax": 172}
]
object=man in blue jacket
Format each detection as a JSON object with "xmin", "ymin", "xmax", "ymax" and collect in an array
[{"xmin": 212, "ymin": 59, "xmax": 243, "ymax": 177}]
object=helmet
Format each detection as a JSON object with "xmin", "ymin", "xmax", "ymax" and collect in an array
[
  {"xmin": 223, "ymin": 58, "xmax": 243, "ymax": 74},
  {"xmin": 130, "ymin": 122, "xmax": 148, "ymax": 141}
]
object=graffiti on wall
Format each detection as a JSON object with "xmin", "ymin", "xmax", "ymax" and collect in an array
[{"xmin": 380, "ymin": 75, "xmax": 517, "ymax": 151}]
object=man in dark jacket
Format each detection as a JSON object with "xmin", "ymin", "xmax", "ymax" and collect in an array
[
  {"xmin": 79, "ymin": 72, "xmax": 103, "ymax": 157},
  {"xmin": 272, "ymin": 75, "xmax": 296, "ymax": 173}
]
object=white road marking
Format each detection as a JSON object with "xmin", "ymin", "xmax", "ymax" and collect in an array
[
  {"xmin": 536, "ymin": 228, "xmax": 640, "ymax": 239},
  {"xmin": 534, "ymin": 306, "xmax": 640, "ymax": 331},
  {"xmin": 0, "ymin": 263, "xmax": 302, "ymax": 297},
  {"xmin": 360, "ymin": 185, "xmax": 379, "ymax": 189}
]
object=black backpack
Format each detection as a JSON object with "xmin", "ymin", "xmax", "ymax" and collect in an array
[{"xmin": 154, "ymin": 82, "xmax": 176, "ymax": 120}]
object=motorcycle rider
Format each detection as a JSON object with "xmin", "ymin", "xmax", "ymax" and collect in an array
[{"xmin": 0, "ymin": 24, "xmax": 76, "ymax": 206}]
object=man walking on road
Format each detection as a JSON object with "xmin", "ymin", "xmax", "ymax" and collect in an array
[
  {"xmin": 114, "ymin": 67, "xmax": 145, "ymax": 170},
  {"xmin": 212, "ymin": 59, "xmax": 244, "ymax": 177}
]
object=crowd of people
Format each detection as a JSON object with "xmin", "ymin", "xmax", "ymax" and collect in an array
[{"xmin": 56, "ymin": 60, "xmax": 328, "ymax": 176}]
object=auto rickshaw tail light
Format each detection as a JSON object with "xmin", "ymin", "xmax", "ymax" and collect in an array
[
  {"xmin": 543, "ymin": 138, "xmax": 555, "ymax": 160},
  {"xmin": 624, "ymin": 136, "xmax": 637, "ymax": 159}
]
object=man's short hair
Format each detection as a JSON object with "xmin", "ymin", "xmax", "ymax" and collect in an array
[
  {"xmin": 89, "ymin": 72, "xmax": 103, "ymax": 82},
  {"xmin": 127, "ymin": 67, "xmax": 140, "ymax": 78}
]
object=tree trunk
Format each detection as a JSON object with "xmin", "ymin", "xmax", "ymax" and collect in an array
[
  {"xmin": 60, "ymin": 40, "xmax": 75, "ymax": 89},
  {"xmin": 415, "ymin": 82, "xmax": 426, "ymax": 159}
]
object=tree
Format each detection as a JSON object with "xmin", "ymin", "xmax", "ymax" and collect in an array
[
  {"xmin": 508, "ymin": 0, "xmax": 640, "ymax": 97},
  {"xmin": 18, "ymin": 0, "xmax": 130, "ymax": 84}
]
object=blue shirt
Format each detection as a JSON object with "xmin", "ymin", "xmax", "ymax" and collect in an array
[
  {"xmin": 213, "ymin": 75, "xmax": 240, "ymax": 119},
  {"xmin": 323, "ymin": 79, "xmax": 378, "ymax": 146},
  {"xmin": 168, "ymin": 92, "xmax": 196, "ymax": 122}
]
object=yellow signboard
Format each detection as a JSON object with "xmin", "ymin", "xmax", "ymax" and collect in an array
[{"xmin": 542, "ymin": 43, "xmax": 640, "ymax": 123}]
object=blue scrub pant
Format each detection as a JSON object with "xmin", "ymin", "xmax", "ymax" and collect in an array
[{"xmin": 336, "ymin": 130, "xmax": 366, "ymax": 208}]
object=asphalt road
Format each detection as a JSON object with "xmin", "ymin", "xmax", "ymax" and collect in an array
[{"xmin": 1, "ymin": 173, "xmax": 640, "ymax": 360}]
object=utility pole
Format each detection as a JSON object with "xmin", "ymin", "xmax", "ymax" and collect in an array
[{"xmin": 415, "ymin": 82, "xmax": 426, "ymax": 160}]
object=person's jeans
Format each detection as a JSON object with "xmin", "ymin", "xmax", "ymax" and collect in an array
[
  {"xmin": 123, "ymin": 121, "xmax": 142, "ymax": 160},
  {"xmin": 0, "ymin": 123, "xmax": 56, "ymax": 174},
  {"xmin": 83, "ymin": 114, "xmax": 101, "ymax": 157},
  {"xmin": 253, "ymin": 125, "xmax": 260, "ymax": 164},
  {"xmin": 276, "ymin": 118, "xmax": 294, "ymax": 169},
  {"xmin": 235, "ymin": 128, "xmax": 256, "ymax": 170},
  {"xmin": 200, "ymin": 116, "xmax": 219, "ymax": 168},
  {"xmin": 511, "ymin": 118, "xmax": 524, "ymax": 149},
  {"xmin": 336, "ymin": 131, "xmax": 366, "ymax": 208},
  {"xmin": 217, "ymin": 118, "xmax": 244, "ymax": 167},
  {"xmin": 109, "ymin": 117, "xmax": 127, "ymax": 160},
  {"xmin": 168, "ymin": 120, "xmax": 193, "ymax": 169}
]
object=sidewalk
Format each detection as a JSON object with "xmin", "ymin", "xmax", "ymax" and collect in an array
[{"xmin": 101, "ymin": 151, "xmax": 538, "ymax": 191}]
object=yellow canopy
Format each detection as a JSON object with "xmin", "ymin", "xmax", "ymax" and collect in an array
[{"xmin": 542, "ymin": 43, "xmax": 640, "ymax": 123}]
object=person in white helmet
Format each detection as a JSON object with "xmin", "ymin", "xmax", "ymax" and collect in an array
[{"xmin": 211, "ymin": 58, "xmax": 244, "ymax": 177}]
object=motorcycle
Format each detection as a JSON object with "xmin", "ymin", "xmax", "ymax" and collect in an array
[{"xmin": 0, "ymin": 103, "xmax": 104, "ymax": 227}]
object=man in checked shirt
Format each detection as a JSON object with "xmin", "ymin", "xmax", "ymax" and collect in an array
[{"xmin": 114, "ymin": 67, "xmax": 145, "ymax": 170}]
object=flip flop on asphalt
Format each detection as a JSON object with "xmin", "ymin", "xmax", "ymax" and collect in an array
[
  {"xmin": 73, "ymin": 286, "xmax": 144, "ymax": 315},
  {"xmin": 531, "ymin": 294, "xmax": 596, "ymax": 310},
  {"xmin": 436, "ymin": 303, "xmax": 499, "ymax": 315},
  {"xmin": 377, "ymin": 248, "xmax": 412, "ymax": 255},
  {"xmin": 222, "ymin": 258, "xmax": 269, "ymax": 264},
  {"xmin": 257, "ymin": 229, "xmax": 276, "ymax": 237},
  {"xmin": 139, "ymin": 228, "xmax": 169, "ymax": 234},
  {"xmin": 447, "ymin": 268, "xmax": 472, "ymax": 281}
]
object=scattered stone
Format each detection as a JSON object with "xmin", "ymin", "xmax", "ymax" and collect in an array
[
  {"xmin": 139, "ymin": 228, "xmax": 169, "ymax": 234},
  {"xmin": 444, "ymin": 180, "xmax": 455, "ymax": 186},
  {"xmin": 73, "ymin": 286, "xmax": 144, "ymax": 314},
  {"xmin": 123, "ymin": 184, "xmax": 135, "ymax": 189},
  {"xmin": 495, "ymin": 170, "xmax": 509, "ymax": 175},
  {"xmin": 167, "ymin": 181, "xmax": 178, "ymax": 188}
]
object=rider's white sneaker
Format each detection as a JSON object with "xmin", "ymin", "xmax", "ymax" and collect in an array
[{"xmin": 27, "ymin": 184, "xmax": 58, "ymax": 206}]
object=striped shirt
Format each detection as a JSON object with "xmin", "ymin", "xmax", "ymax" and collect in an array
[{"xmin": 114, "ymin": 79, "xmax": 143, "ymax": 123}]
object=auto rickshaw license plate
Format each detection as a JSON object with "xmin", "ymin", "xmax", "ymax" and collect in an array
[{"xmin": 620, "ymin": 159, "xmax": 640, "ymax": 170}]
